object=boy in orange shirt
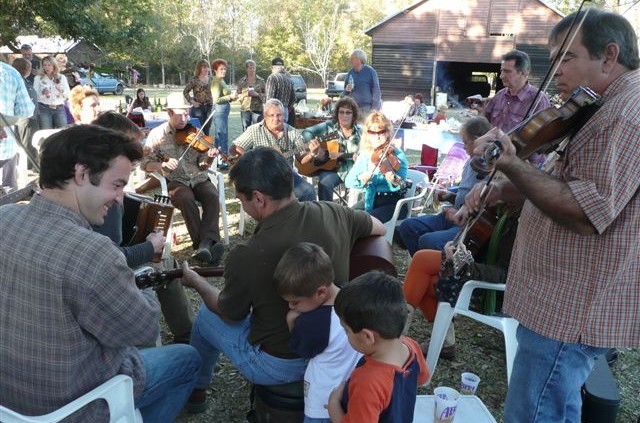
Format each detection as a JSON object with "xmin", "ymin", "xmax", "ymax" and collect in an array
[{"xmin": 328, "ymin": 271, "xmax": 429, "ymax": 423}]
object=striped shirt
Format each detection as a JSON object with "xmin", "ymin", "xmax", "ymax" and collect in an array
[
  {"xmin": 0, "ymin": 62, "xmax": 35, "ymax": 160},
  {"xmin": 265, "ymin": 70, "xmax": 296, "ymax": 108},
  {"xmin": 0, "ymin": 194, "xmax": 160, "ymax": 420},
  {"xmin": 504, "ymin": 70, "xmax": 640, "ymax": 347}
]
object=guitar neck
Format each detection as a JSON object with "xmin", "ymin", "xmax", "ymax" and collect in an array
[{"xmin": 136, "ymin": 266, "xmax": 224, "ymax": 290}]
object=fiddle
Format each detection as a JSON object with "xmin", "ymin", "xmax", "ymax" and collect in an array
[
  {"xmin": 471, "ymin": 86, "xmax": 601, "ymax": 175},
  {"xmin": 371, "ymin": 141, "xmax": 402, "ymax": 175},
  {"xmin": 175, "ymin": 124, "xmax": 215, "ymax": 153}
]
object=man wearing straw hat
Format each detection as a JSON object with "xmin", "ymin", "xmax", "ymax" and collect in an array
[{"xmin": 142, "ymin": 92, "xmax": 224, "ymax": 265}]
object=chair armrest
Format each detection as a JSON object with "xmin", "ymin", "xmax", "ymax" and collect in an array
[{"xmin": 455, "ymin": 280, "xmax": 506, "ymax": 313}]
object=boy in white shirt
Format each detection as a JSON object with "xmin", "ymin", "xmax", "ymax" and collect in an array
[{"xmin": 274, "ymin": 242, "xmax": 362, "ymax": 423}]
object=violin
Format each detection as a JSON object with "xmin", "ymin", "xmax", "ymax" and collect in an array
[
  {"xmin": 175, "ymin": 124, "xmax": 215, "ymax": 153},
  {"xmin": 472, "ymin": 87, "xmax": 601, "ymax": 175},
  {"xmin": 371, "ymin": 141, "xmax": 402, "ymax": 175}
]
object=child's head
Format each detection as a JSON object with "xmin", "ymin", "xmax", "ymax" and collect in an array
[
  {"xmin": 334, "ymin": 271, "xmax": 407, "ymax": 344},
  {"xmin": 274, "ymin": 242, "xmax": 335, "ymax": 312}
]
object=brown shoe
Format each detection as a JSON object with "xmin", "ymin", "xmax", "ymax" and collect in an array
[
  {"xmin": 419, "ymin": 341, "xmax": 456, "ymax": 361},
  {"xmin": 185, "ymin": 388, "xmax": 207, "ymax": 414}
]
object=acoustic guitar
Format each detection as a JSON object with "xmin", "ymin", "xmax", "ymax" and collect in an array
[
  {"xmin": 136, "ymin": 235, "xmax": 397, "ymax": 290},
  {"xmin": 295, "ymin": 132, "xmax": 342, "ymax": 177},
  {"xmin": 0, "ymin": 180, "xmax": 39, "ymax": 207}
]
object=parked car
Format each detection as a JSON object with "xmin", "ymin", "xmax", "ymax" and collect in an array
[
  {"xmin": 78, "ymin": 70, "xmax": 126, "ymax": 95},
  {"xmin": 325, "ymin": 72, "xmax": 347, "ymax": 98},
  {"xmin": 290, "ymin": 74, "xmax": 307, "ymax": 104}
]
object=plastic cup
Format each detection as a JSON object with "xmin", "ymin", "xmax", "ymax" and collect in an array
[
  {"xmin": 460, "ymin": 372, "xmax": 481, "ymax": 395},
  {"xmin": 433, "ymin": 386, "xmax": 460, "ymax": 423}
]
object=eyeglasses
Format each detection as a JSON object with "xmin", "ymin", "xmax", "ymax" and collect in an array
[
  {"xmin": 338, "ymin": 110, "xmax": 353, "ymax": 115},
  {"xmin": 367, "ymin": 129, "xmax": 387, "ymax": 136}
]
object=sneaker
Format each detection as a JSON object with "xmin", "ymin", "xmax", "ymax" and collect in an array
[
  {"xmin": 185, "ymin": 388, "xmax": 207, "ymax": 414},
  {"xmin": 191, "ymin": 246, "xmax": 212, "ymax": 263},
  {"xmin": 209, "ymin": 242, "xmax": 225, "ymax": 266}
]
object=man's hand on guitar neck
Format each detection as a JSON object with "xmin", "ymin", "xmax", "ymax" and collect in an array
[{"xmin": 180, "ymin": 261, "xmax": 224, "ymax": 315}]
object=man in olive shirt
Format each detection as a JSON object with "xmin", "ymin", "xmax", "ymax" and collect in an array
[{"xmin": 180, "ymin": 147, "xmax": 386, "ymax": 413}]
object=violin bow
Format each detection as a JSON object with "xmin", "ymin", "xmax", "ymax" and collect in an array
[
  {"xmin": 177, "ymin": 108, "xmax": 217, "ymax": 163},
  {"xmin": 524, "ymin": 1, "xmax": 591, "ymax": 119}
]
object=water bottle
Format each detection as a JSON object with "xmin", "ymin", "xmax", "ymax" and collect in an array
[{"xmin": 348, "ymin": 75, "xmax": 355, "ymax": 92}]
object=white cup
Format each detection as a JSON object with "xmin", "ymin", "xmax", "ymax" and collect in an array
[
  {"xmin": 433, "ymin": 386, "xmax": 460, "ymax": 423},
  {"xmin": 460, "ymin": 372, "xmax": 481, "ymax": 395}
]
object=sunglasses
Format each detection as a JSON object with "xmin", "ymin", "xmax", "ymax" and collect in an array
[
  {"xmin": 367, "ymin": 129, "xmax": 387, "ymax": 135},
  {"xmin": 338, "ymin": 110, "xmax": 353, "ymax": 115}
]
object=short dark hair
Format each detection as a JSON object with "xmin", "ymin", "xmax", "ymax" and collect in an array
[
  {"xmin": 334, "ymin": 271, "xmax": 407, "ymax": 339},
  {"xmin": 11, "ymin": 57, "xmax": 31, "ymax": 76},
  {"xmin": 550, "ymin": 9, "xmax": 639, "ymax": 70},
  {"xmin": 502, "ymin": 49, "xmax": 531, "ymax": 73},
  {"xmin": 414, "ymin": 93, "xmax": 424, "ymax": 103},
  {"xmin": 229, "ymin": 146, "xmax": 293, "ymax": 200},
  {"xmin": 39, "ymin": 125, "xmax": 143, "ymax": 189},
  {"xmin": 274, "ymin": 242, "xmax": 334, "ymax": 297},
  {"xmin": 93, "ymin": 111, "xmax": 144, "ymax": 140},
  {"xmin": 332, "ymin": 96, "xmax": 360, "ymax": 125},
  {"xmin": 460, "ymin": 116, "xmax": 491, "ymax": 140}
]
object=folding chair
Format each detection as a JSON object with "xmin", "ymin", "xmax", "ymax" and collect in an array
[{"xmin": 383, "ymin": 169, "xmax": 432, "ymax": 244}]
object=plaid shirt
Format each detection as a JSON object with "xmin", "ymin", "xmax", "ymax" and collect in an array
[
  {"xmin": 505, "ymin": 70, "xmax": 640, "ymax": 348},
  {"xmin": 142, "ymin": 122, "xmax": 211, "ymax": 187},
  {"xmin": 265, "ymin": 70, "xmax": 296, "ymax": 108},
  {"xmin": 233, "ymin": 121, "xmax": 306, "ymax": 161},
  {"xmin": 484, "ymin": 82, "xmax": 550, "ymax": 132},
  {"xmin": 0, "ymin": 62, "xmax": 35, "ymax": 160},
  {"xmin": 0, "ymin": 194, "xmax": 160, "ymax": 420}
]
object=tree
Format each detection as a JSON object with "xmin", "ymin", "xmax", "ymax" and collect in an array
[{"xmin": 296, "ymin": 3, "xmax": 342, "ymax": 86}]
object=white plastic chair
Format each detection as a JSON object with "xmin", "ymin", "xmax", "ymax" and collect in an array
[
  {"xmin": 0, "ymin": 375, "xmax": 142, "ymax": 423},
  {"xmin": 425, "ymin": 280, "xmax": 519, "ymax": 386},
  {"xmin": 383, "ymin": 169, "xmax": 432, "ymax": 244}
]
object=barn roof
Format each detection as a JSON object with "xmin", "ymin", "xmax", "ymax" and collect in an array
[{"xmin": 364, "ymin": 0, "xmax": 564, "ymax": 35}]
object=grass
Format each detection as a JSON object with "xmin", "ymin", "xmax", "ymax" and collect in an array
[{"xmin": 102, "ymin": 86, "xmax": 639, "ymax": 423}]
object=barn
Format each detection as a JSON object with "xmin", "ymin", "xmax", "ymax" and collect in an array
[{"xmin": 365, "ymin": 0, "xmax": 564, "ymax": 103}]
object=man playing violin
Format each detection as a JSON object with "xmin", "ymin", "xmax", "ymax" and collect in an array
[
  {"xmin": 465, "ymin": 9, "xmax": 640, "ymax": 422},
  {"xmin": 142, "ymin": 92, "xmax": 224, "ymax": 265},
  {"xmin": 230, "ymin": 98, "xmax": 317, "ymax": 201}
]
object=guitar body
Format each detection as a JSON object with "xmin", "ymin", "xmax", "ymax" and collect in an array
[
  {"xmin": 463, "ymin": 207, "xmax": 498, "ymax": 257},
  {"xmin": 295, "ymin": 132, "xmax": 341, "ymax": 177}
]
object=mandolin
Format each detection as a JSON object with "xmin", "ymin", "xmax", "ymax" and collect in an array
[{"xmin": 295, "ymin": 132, "xmax": 342, "ymax": 176}]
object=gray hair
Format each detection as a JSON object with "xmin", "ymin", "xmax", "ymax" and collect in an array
[
  {"xmin": 264, "ymin": 98, "xmax": 285, "ymax": 113},
  {"xmin": 351, "ymin": 49, "xmax": 367, "ymax": 65},
  {"xmin": 245, "ymin": 59, "xmax": 256, "ymax": 68},
  {"xmin": 502, "ymin": 50, "xmax": 531, "ymax": 73},
  {"xmin": 550, "ymin": 9, "xmax": 639, "ymax": 70}
]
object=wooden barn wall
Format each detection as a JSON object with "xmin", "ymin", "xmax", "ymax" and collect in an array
[{"xmin": 371, "ymin": 43, "xmax": 436, "ymax": 101}]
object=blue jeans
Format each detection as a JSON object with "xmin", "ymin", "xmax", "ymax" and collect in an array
[
  {"xmin": 38, "ymin": 103, "xmax": 67, "ymax": 129},
  {"xmin": 214, "ymin": 103, "xmax": 230, "ymax": 153},
  {"xmin": 398, "ymin": 212, "xmax": 460, "ymax": 255},
  {"xmin": 241, "ymin": 110, "xmax": 262, "ymax": 132},
  {"xmin": 191, "ymin": 304, "xmax": 307, "ymax": 389},
  {"xmin": 294, "ymin": 173, "xmax": 317, "ymax": 201},
  {"xmin": 190, "ymin": 103, "xmax": 213, "ymax": 136},
  {"xmin": 317, "ymin": 170, "xmax": 342, "ymax": 201},
  {"xmin": 504, "ymin": 325, "xmax": 609, "ymax": 423},
  {"xmin": 135, "ymin": 344, "xmax": 202, "ymax": 423}
]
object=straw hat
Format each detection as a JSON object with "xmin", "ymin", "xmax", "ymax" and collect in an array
[{"xmin": 164, "ymin": 92, "xmax": 192, "ymax": 110}]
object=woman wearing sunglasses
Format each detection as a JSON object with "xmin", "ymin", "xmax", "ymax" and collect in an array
[{"xmin": 345, "ymin": 111, "xmax": 408, "ymax": 222}]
